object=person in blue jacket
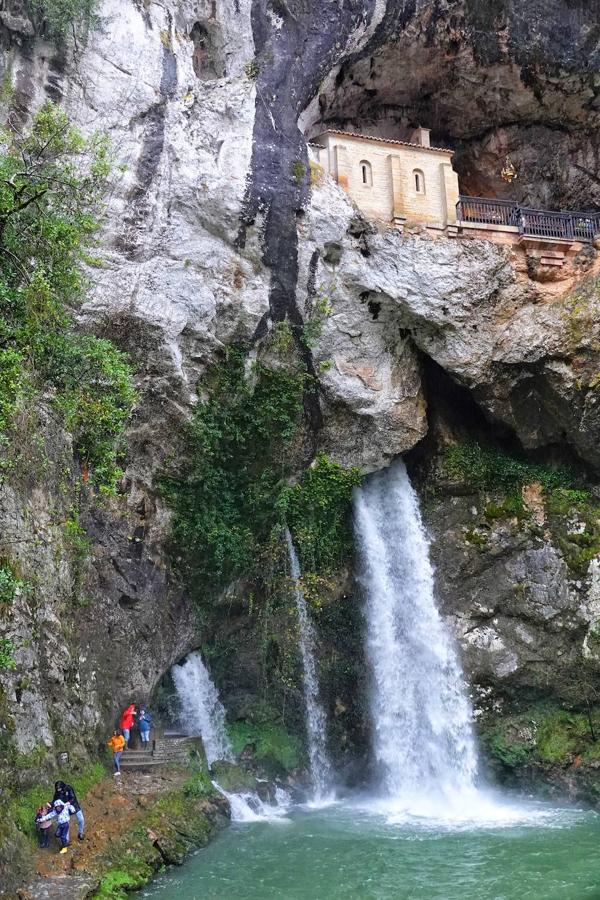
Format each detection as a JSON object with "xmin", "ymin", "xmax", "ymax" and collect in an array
[{"xmin": 138, "ymin": 708, "xmax": 152, "ymax": 748}]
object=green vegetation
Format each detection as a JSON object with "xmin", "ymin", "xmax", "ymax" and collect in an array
[
  {"xmin": 545, "ymin": 489, "xmax": 600, "ymax": 576},
  {"xmin": 0, "ymin": 562, "xmax": 23, "ymax": 610},
  {"xmin": 442, "ymin": 442, "xmax": 576, "ymax": 494},
  {"xmin": 0, "ymin": 638, "xmax": 16, "ymax": 670},
  {"xmin": 26, "ymin": 0, "xmax": 99, "ymax": 42},
  {"xmin": 463, "ymin": 527, "xmax": 489, "ymax": 551},
  {"xmin": 162, "ymin": 346, "xmax": 306, "ymax": 598},
  {"xmin": 209, "ymin": 760, "xmax": 256, "ymax": 792},
  {"xmin": 227, "ymin": 720, "xmax": 301, "ymax": 773},
  {"xmin": 536, "ymin": 710, "xmax": 583, "ymax": 763},
  {"xmin": 278, "ymin": 453, "xmax": 361, "ymax": 575},
  {"xmin": 442, "ymin": 443, "xmax": 600, "ymax": 574},
  {"xmin": 291, "ymin": 160, "xmax": 305, "ymax": 183},
  {"xmin": 95, "ymin": 869, "xmax": 150, "ymax": 900},
  {"xmin": 309, "ymin": 160, "xmax": 325, "ymax": 187},
  {"xmin": 481, "ymin": 704, "xmax": 600, "ymax": 771},
  {"xmin": 9, "ymin": 761, "xmax": 106, "ymax": 839},
  {"xmin": 0, "ymin": 102, "xmax": 135, "ymax": 491},
  {"xmin": 163, "ymin": 340, "xmax": 361, "ymax": 762},
  {"xmin": 182, "ymin": 769, "xmax": 214, "ymax": 798},
  {"xmin": 91, "ymin": 777, "xmax": 222, "ymax": 899},
  {"xmin": 303, "ymin": 291, "xmax": 333, "ymax": 348},
  {"xmin": 484, "ymin": 495, "xmax": 527, "ymax": 521},
  {"xmin": 481, "ymin": 721, "xmax": 534, "ymax": 768}
]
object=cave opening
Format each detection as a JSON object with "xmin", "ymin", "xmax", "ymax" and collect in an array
[
  {"xmin": 303, "ymin": 2, "xmax": 599, "ymax": 213},
  {"xmin": 407, "ymin": 355, "xmax": 598, "ymax": 488}
]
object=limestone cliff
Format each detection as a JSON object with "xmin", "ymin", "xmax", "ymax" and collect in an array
[{"xmin": 0, "ymin": 1, "xmax": 600, "ymax": 888}]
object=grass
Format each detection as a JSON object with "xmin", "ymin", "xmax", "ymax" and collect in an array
[
  {"xmin": 95, "ymin": 869, "xmax": 149, "ymax": 900},
  {"xmin": 10, "ymin": 761, "xmax": 106, "ymax": 839}
]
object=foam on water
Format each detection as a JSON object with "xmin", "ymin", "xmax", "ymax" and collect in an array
[
  {"xmin": 215, "ymin": 783, "xmax": 292, "ymax": 823},
  {"xmin": 349, "ymin": 788, "xmax": 587, "ymax": 832}
]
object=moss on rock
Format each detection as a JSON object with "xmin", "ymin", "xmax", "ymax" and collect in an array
[
  {"xmin": 90, "ymin": 779, "xmax": 229, "ymax": 898},
  {"xmin": 227, "ymin": 720, "xmax": 301, "ymax": 776},
  {"xmin": 210, "ymin": 760, "xmax": 257, "ymax": 792},
  {"xmin": 480, "ymin": 702, "xmax": 600, "ymax": 803}
]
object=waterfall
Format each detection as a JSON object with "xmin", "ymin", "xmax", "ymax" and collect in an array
[
  {"xmin": 285, "ymin": 528, "xmax": 334, "ymax": 802},
  {"xmin": 171, "ymin": 651, "xmax": 233, "ymax": 766},
  {"xmin": 172, "ymin": 651, "xmax": 290, "ymax": 822},
  {"xmin": 353, "ymin": 459, "xmax": 478, "ymax": 812}
]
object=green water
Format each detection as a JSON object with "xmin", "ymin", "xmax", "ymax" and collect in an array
[{"xmin": 144, "ymin": 797, "xmax": 600, "ymax": 900}]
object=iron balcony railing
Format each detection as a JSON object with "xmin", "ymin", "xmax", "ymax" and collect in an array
[{"xmin": 456, "ymin": 196, "xmax": 600, "ymax": 243}]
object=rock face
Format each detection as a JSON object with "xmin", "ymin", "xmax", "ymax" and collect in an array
[
  {"xmin": 424, "ymin": 489, "xmax": 589, "ymax": 698},
  {"xmin": 0, "ymin": 2, "xmax": 600, "ymax": 864}
]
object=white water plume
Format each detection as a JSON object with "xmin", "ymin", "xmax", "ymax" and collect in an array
[
  {"xmin": 285, "ymin": 528, "xmax": 334, "ymax": 802},
  {"xmin": 353, "ymin": 459, "xmax": 479, "ymax": 814},
  {"xmin": 171, "ymin": 650, "xmax": 233, "ymax": 766},
  {"xmin": 216, "ymin": 784, "xmax": 292, "ymax": 823}
]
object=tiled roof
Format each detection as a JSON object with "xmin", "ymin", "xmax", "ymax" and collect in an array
[{"xmin": 313, "ymin": 129, "xmax": 454, "ymax": 155}]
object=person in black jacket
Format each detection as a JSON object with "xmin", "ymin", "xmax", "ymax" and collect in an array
[{"xmin": 53, "ymin": 781, "xmax": 84, "ymax": 841}]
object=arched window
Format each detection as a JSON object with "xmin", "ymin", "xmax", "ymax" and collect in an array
[
  {"xmin": 360, "ymin": 160, "xmax": 373, "ymax": 187},
  {"xmin": 413, "ymin": 169, "xmax": 425, "ymax": 194}
]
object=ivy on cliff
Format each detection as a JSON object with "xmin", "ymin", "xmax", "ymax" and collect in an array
[
  {"xmin": 162, "ymin": 347, "xmax": 307, "ymax": 596},
  {"xmin": 278, "ymin": 453, "xmax": 361, "ymax": 576},
  {"xmin": 163, "ymin": 347, "xmax": 362, "ymax": 601},
  {"xmin": 0, "ymin": 102, "xmax": 135, "ymax": 491},
  {"xmin": 163, "ymin": 342, "xmax": 363, "ymax": 746}
]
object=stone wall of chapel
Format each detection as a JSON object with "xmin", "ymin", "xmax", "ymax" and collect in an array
[{"xmin": 313, "ymin": 134, "xmax": 459, "ymax": 227}]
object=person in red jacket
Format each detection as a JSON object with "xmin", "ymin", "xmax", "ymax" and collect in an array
[{"xmin": 119, "ymin": 704, "xmax": 136, "ymax": 747}]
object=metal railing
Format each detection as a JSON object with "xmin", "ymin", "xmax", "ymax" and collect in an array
[
  {"xmin": 456, "ymin": 196, "xmax": 519, "ymax": 228},
  {"xmin": 456, "ymin": 196, "xmax": 600, "ymax": 243}
]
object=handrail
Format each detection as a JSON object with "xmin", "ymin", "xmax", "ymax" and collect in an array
[{"xmin": 456, "ymin": 196, "xmax": 600, "ymax": 243}]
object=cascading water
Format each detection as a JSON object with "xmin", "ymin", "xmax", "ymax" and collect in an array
[
  {"xmin": 172, "ymin": 650, "xmax": 289, "ymax": 822},
  {"xmin": 353, "ymin": 459, "xmax": 479, "ymax": 815},
  {"xmin": 285, "ymin": 528, "xmax": 334, "ymax": 802},
  {"xmin": 171, "ymin": 651, "xmax": 233, "ymax": 765}
]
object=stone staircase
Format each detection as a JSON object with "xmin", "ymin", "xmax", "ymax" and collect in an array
[{"xmin": 119, "ymin": 733, "xmax": 202, "ymax": 771}]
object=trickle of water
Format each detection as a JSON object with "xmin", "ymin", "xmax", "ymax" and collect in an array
[
  {"xmin": 171, "ymin": 651, "xmax": 233, "ymax": 766},
  {"xmin": 353, "ymin": 459, "xmax": 478, "ymax": 811},
  {"xmin": 285, "ymin": 528, "xmax": 334, "ymax": 801}
]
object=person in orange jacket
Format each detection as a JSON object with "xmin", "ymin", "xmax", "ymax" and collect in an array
[
  {"xmin": 119, "ymin": 704, "xmax": 136, "ymax": 747},
  {"xmin": 107, "ymin": 730, "xmax": 126, "ymax": 775}
]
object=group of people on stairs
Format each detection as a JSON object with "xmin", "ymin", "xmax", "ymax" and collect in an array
[
  {"xmin": 107, "ymin": 704, "xmax": 153, "ymax": 774},
  {"xmin": 34, "ymin": 704, "xmax": 153, "ymax": 854}
]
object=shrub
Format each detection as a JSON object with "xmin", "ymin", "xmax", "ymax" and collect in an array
[
  {"xmin": 0, "ymin": 639, "xmax": 16, "ymax": 670},
  {"xmin": 26, "ymin": 0, "xmax": 99, "ymax": 42},
  {"xmin": 278, "ymin": 453, "xmax": 361, "ymax": 575},
  {"xmin": 0, "ymin": 563, "xmax": 23, "ymax": 608}
]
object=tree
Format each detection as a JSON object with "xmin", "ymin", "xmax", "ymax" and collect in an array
[{"xmin": 0, "ymin": 102, "xmax": 135, "ymax": 490}]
